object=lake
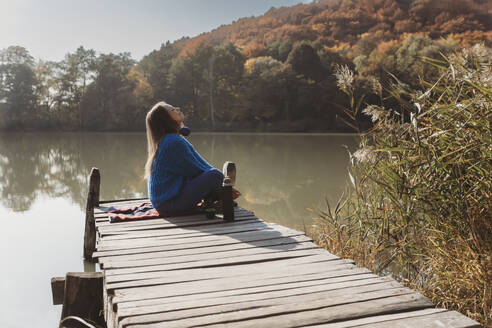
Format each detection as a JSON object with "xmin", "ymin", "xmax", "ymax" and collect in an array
[{"xmin": 0, "ymin": 132, "xmax": 358, "ymax": 327}]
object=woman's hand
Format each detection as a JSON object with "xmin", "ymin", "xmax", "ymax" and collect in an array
[{"xmin": 232, "ymin": 188, "xmax": 241, "ymax": 200}]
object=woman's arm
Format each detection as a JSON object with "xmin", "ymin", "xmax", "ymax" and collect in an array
[{"xmin": 166, "ymin": 136, "xmax": 213, "ymax": 177}]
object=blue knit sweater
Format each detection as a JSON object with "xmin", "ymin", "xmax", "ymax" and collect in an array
[{"xmin": 148, "ymin": 134, "xmax": 213, "ymax": 209}]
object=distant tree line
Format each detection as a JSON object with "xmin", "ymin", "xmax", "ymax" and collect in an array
[
  {"xmin": 0, "ymin": 36, "xmax": 462, "ymax": 132},
  {"xmin": 0, "ymin": 0, "xmax": 489, "ymax": 132}
]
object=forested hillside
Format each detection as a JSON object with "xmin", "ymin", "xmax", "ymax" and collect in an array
[
  {"xmin": 180, "ymin": 0, "xmax": 491, "ymax": 55},
  {"xmin": 1, "ymin": 0, "xmax": 491, "ymax": 131}
]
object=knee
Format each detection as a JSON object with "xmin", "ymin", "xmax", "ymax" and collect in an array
[{"xmin": 208, "ymin": 168, "xmax": 224, "ymax": 186}]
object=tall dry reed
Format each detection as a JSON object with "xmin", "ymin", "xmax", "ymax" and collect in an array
[{"xmin": 310, "ymin": 44, "xmax": 491, "ymax": 326}]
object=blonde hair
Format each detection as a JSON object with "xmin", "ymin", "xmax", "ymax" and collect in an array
[{"xmin": 144, "ymin": 101, "xmax": 181, "ymax": 179}]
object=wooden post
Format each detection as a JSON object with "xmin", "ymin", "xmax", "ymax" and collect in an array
[
  {"xmin": 84, "ymin": 167, "xmax": 100, "ymax": 261},
  {"xmin": 220, "ymin": 182, "xmax": 234, "ymax": 221},
  {"xmin": 60, "ymin": 272, "xmax": 105, "ymax": 328},
  {"xmin": 221, "ymin": 162, "xmax": 236, "ymax": 221},
  {"xmin": 51, "ymin": 277, "xmax": 65, "ymax": 305},
  {"xmin": 222, "ymin": 161, "xmax": 236, "ymax": 186},
  {"xmin": 89, "ymin": 167, "xmax": 100, "ymax": 207}
]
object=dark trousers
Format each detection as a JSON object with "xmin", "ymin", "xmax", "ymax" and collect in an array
[{"xmin": 157, "ymin": 169, "xmax": 224, "ymax": 213}]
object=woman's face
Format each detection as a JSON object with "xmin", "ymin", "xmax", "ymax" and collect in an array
[{"xmin": 166, "ymin": 106, "xmax": 184, "ymax": 126}]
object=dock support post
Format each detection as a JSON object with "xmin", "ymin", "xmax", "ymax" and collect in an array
[
  {"xmin": 51, "ymin": 277, "xmax": 65, "ymax": 305},
  {"xmin": 60, "ymin": 272, "xmax": 105, "ymax": 328},
  {"xmin": 84, "ymin": 167, "xmax": 100, "ymax": 261}
]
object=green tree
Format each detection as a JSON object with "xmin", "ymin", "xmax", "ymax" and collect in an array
[
  {"xmin": 265, "ymin": 39, "xmax": 293, "ymax": 62},
  {"xmin": 242, "ymin": 56, "xmax": 292, "ymax": 122},
  {"xmin": 167, "ymin": 44, "xmax": 218, "ymax": 127},
  {"xmin": 54, "ymin": 46, "xmax": 96, "ymax": 128},
  {"xmin": 139, "ymin": 41, "xmax": 180, "ymax": 102},
  {"xmin": 286, "ymin": 41, "xmax": 326, "ymax": 82},
  {"xmin": 167, "ymin": 57, "xmax": 195, "ymax": 114},
  {"xmin": 0, "ymin": 46, "xmax": 37, "ymax": 129},
  {"xmin": 394, "ymin": 35, "xmax": 455, "ymax": 83},
  {"xmin": 207, "ymin": 43, "xmax": 245, "ymax": 124},
  {"xmin": 81, "ymin": 52, "xmax": 136, "ymax": 130}
]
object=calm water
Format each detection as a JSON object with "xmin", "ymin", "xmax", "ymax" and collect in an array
[{"xmin": 0, "ymin": 132, "xmax": 358, "ymax": 327}]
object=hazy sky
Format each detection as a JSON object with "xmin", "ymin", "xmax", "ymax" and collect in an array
[{"xmin": 0, "ymin": 0, "xmax": 312, "ymax": 61}]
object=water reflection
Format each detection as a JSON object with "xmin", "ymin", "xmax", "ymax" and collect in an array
[
  {"xmin": 193, "ymin": 133, "xmax": 359, "ymax": 228},
  {"xmin": 0, "ymin": 132, "xmax": 358, "ymax": 228},
  {"xmin": 0, "ymin": 132, "xmax": 148, "ymax": 212}
]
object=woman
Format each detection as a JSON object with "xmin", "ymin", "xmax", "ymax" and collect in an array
[{"xmin": 145, "ymin": 101, "xmax": 238, "ymax": 213}]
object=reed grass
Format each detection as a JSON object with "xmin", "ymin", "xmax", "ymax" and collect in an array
[{"xmin": 309, "ymin": 44, "xmax": 491, "ymax": 326}]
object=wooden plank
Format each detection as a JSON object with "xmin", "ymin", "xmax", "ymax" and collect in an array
[
  {"xmin": 95, "ymin": 211, "xmax": 251, "ymax": 226},
  {"xmin": 351, "ymin": 310, "xmax": 480, "ymax": 328},
  {"xmin": 311, "ymin": 308, "xmax": 480, "ymax": 327},
  {"xmin": 107, "ymin": 261, "xmax": 366, "ymax": 292},
  {"xmin": 116, "ymin": 277, "xmax": 400, "ymax": 320},
  {"xmin": 105, "ymin": 248, "xmax": 333, "ymax": 278},
  {"xmin": 125, "ymin": 289, "xmax": 432, "ymax": 328},
  {"xmin": 96, "ymin": 215, "xmax": 259, "ymax": 235},
  {"xmin": 98, "ymin": 213, "xmax": 259, "ymax": 232},
  {"xmin": 118, "ymin": 278, "xmax": 402, "ymax": 327},
  {"xmin": 93, "ymin": 230, "xmax": 307, "ymax": 259},
  {"xmin": 112, "ymin": 270, "xmax": 376, "ymax": 306},
  {"xmin": 97, "ymin": 225, "xmax": 303, "ymax": 250},
  {"xmin": 96, "ymin": 216, "xmax": 263, "ymax": 240},
  {"xmin": 107, "ymin": 256, "xmax": 353, "ymax": 287},
  {"xmin": 95, "ymin": 210, "xmax": 255, "ymax": 229},
  {"xmin": 113, "ymin": 271, "xmax": 376, "ymax": 304},
  {"xmin": 98, "ymin": 215, "xmax": 259, "ymax": 235},
  {"xmin": 115, "ymin": 275, "xmax": 394, "ymax": 313},
  {"xmin": 95, "ymin": 208, "xmax": 253, "ymax": 225},
  {"xmin": 99, "ymin": 220, "xmax": 270, "ymax": 240},
  {"xmin": 312, "ymin": 308, "xmax": 447, "ymax": 327},
  {"xmin": 97, "ymin": 228, "xmax": 286, "ymax": 250},
  {"xmin": 102, "ymin": 241, "xmax": 319, "ymax": 270},
  {"xmin": 98, "ymin": 235, "xmax": 312, "ymax": 262},
  {"xmin": 96, "ymin": 208, "xmax": 254, "ymax": 227},
  {"xmin": 105, "ymin": 253, "xmax": 348, "ymax": 284},
  {"xmin": 96, "ymin": 216, "xmax": 258, "ymax": 237}
]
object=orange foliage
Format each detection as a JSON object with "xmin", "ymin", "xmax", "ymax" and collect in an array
[
  {"xmin": 241, "ymin": 43, "xmax": 266, "ymax": 59},
  {"xmin": 127, "ymin": 67, "xmax": 153, "ymax": 101},
  {"xmin": 448, "ymin": 31, "xmax": 492, "ymax": 48},
  {"xmin": 366, "ymin": 39, "xmax": 399, "ymax": 71},
  {"xmin": 175, "ymin": 0, "xmax": 491, "ymax": 59},
  {"xmin": 179, "ymin": 34, "xmax": 209, "ymax": 58}
]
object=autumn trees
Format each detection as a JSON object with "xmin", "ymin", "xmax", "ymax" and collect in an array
[{"xmin": 0, "ymin": 0, "xmax": 489, "ymax": 131}]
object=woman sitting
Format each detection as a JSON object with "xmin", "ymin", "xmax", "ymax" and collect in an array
[{"xmin": 144, "ymin": 101, "xmax": 239, "ymax": 214}]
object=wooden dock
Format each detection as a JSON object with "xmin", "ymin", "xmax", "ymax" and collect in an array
[{"xmin": 81, "ymin": 168, "xmax": 479, "ymax": 328}]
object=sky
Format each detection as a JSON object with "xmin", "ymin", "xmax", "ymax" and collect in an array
[{"xmin": 0, "ymin": 0, "xmax": 313, "ymax": 62}]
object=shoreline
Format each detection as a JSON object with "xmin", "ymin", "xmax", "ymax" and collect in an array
[{"xmin": 0, "ymin": 130, "xmax": 360, "ymax": 136}]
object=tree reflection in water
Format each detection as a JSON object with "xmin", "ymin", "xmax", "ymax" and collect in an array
[
  {"xmin": 0, "ymin": 132, "xmax": 357, "ymax": 229},
  {"xmin": 0, "ymin": 132, "xmax": 147, "ymax": 212}
]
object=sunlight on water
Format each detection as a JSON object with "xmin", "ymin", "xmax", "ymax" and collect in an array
[{"xmin": 0, "ymin": 132, "xmax": 358, "ymax": 327}]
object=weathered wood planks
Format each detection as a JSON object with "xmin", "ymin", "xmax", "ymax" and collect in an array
[{"xmin": 91, "ymin": 197, "xmax": 479, "ymax": 328}]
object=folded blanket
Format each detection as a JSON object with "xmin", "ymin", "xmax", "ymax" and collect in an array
[{"xmin": 103, "ymin": 202, "xmax": 204, "ymax": 223}]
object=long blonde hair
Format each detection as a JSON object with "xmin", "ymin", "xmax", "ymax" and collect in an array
[{"xmin": 144, "ymin": 101, "xmax": 180, "ymax": 179}]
